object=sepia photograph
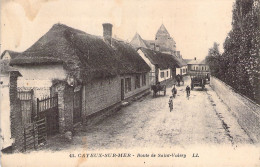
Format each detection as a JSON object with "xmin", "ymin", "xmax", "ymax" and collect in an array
[{"xmin": 0, "ymin": 0, "xmax": 259, "ymax": 166}]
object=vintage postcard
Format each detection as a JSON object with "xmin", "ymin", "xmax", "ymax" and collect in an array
[{"xmin": 0, "ymin": 0, "xmax": 259, "ymax": 166}]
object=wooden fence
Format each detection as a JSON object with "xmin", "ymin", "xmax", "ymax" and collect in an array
[
  {"xmin": 23, "ymin": 117, "xmax": 47, "ymax": 152},
  {"xmin": 23, "ymin": 123, "xmax": 37, "ymax": 152},
  {"xmin": 37, "ymin": 95, "xmax": 58, "ymax": 114},
  {"xmin": 19, "ymin": 91, "xmax": 58, "ymax": 151},
  {"xmin": 37, "ymin": 94, "xmax": 59, "ymax": 136}
]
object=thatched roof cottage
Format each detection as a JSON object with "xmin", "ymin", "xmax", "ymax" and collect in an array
[
  {"xmin": 136, "ymin": 47, "xmax": 188, "ymax": 85},
  {"xmin": 10, "ymin": 23, "xmax": 151, "ymax": 134}
]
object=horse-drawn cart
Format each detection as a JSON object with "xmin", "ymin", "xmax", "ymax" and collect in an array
[
  {"xmin": 190, "ymin": 73, "xmax": 207, "ymax": 90},
  {"xmin": 151, "ymin": 83, "xmax": 166, "ymax": 97}
]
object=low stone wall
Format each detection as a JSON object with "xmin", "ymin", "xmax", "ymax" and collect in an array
[{"xmin": 210, "ymin": 76, "xmax": 260, "ymax": 143}]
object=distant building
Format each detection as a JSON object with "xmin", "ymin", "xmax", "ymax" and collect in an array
[
  {"xmin": 137, "ymin": 47, "xmax": 179, "ymax": 85},
  {"xmin": 130, "ymin": 24, "xmax": 187, "ymax": 76},
  {"xmin": 131, "ymin": 24, "xmax": 176, "ymax": 54},
  {"xmin": 0, "ymin": 50, "xmax": 20, "ymax": 60},
  {"xmin": 185, "ymin": 57, "xmax": 209, "ymax": 76}
]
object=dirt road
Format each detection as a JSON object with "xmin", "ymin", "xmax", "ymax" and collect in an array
[{"xmin": 45, "ymin": 77, "xmax": 252, "ymax": 151}]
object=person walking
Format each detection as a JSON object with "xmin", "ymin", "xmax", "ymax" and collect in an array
[
  {"xmin": 186, "ymin": 85, "xmax": 191, "ymax": 99},
  {"xmin": 172, "ymin": 85, "xmax": 177, "ymax": 98},
  {"xmin": 168, "ymin": 96, "xmax": 173, "ymax": 112}
]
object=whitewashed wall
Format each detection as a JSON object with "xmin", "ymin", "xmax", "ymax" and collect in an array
[
  {"xmin": 158, "ymin": 68, "xmax": 171, "ymax": 82},
  {"xmin": 137, "ymin": 49, "xmax": 155, "ymax": 85},
  {"xmin": 0, "ymin": 73, "xmax": 13, "ymax": 149},
  {"xmin": 14, "ymin": 64, "xmax": 67, "ymax": 98},
  {"xmin": 1, "ymin": 52, "xmax": 11, "ymax": 60},
  {"xmin": 190, "ymin": 64, "xmax": 209, "ymax": 71}
]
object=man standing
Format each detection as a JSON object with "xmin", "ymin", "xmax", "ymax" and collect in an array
[{"xmin": 186, "ymin": 85, "xmax": 191, "ymax": 99}]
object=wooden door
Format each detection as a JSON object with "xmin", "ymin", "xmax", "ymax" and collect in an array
[{"xmin": 121, "ymin": 79, "xmax": 124, "ymax": 100}]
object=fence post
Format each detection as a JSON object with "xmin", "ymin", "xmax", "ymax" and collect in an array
[
  {"xmin": 33, "ymin": 123, "xmax": 36, "ymax": 150},
  {"xmin": 31, "ymin": 89, "xmax": 34, "ymax": 122},
  {"xmin": 37, "ymin": 98, "xmax": 39, "ymax": 118},
  {"xmin": 24, "ymin": 128, "xmax": 26, "ymax": 152}
]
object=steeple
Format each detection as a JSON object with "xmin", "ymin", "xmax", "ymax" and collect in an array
[
  {"xmin": 155, "ymin": 24, "xmax": 170, "ymax": 38},
  {"xmin": 154, "ymin": 24, "xmax": 176, "ymax": 53}
]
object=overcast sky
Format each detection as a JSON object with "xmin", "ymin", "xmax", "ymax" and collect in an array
[{"xmin": 1, "ymin": 0, "xmax": 235, "ymax": 60}]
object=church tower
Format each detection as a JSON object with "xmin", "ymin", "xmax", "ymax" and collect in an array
[{"xmin": 155, "ymin": 24, "xmax": 176, "ymax": 53}]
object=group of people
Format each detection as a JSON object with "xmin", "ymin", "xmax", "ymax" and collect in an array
[{"xmin": 168, "ymin": 84, "xmax": 191, "ymax": 112}]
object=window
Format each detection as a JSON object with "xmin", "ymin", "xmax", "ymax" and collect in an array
[
  {"xmin": 167, "ymin": 71, "xmax": 169, "ymax": 77},
  {"xmin": 142, "ymin": 74, "xmax": 146, "ymax": 86},
  {"xmin": 160, "ymin": 72, "xmax": 164, "ymax": 78},
  {"xmin": 135, "ymin": 75, "xmax": 140, "ymax": 89},
  {"xmin": 196, "ymin": 67, "xmax": 198, "ymax": 71},
  {"xmin": 125, "ymin": 78, "xmax": 131, "ymax": 93},
  {"xmin": 202, "ymin": 67, "xmax": 204, "ymax": 71}
]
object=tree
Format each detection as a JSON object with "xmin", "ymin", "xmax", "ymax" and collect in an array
[
  {"xmin": 206, "ymin": 42, "xmax": 223, "ymax": 78},
  {"xmin": 208, "ymin": 0, "xmax": 260, "ymax": 104}
]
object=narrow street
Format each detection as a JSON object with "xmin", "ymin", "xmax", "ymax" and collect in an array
[{"xmin": 45, "ymin": 77, "xmax": 252, "ymax": 151}]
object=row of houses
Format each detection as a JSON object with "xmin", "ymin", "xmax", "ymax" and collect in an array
[{"xmin": 0, "ymin": 23, "xmax": 206, "ymax": 152}]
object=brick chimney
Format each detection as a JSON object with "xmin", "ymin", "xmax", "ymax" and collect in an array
[
  {"xmin": 194, "ymin": 57, "xmax": 197, "ymax": 60},
  {"xmin": 177, "ymin": 51, "xmax": 180, "ymax": 58},
  {"xmin": 102, "ymin": 23, "xmax": 113, "ymax": 45}
]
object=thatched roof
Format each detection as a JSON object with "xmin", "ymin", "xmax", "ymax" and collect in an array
[
  {"xmin": 1, "ymin": 50, "xmax": 20, "ymax": 59},
  {"xmin": 138, "ymin": 47, "xmax": 181, "ymax": 69},
  {"xmin": 10, "ymin": 24, "xmax": 150, "ymax": 82},
  {"xmin": 172, "ymin": 54, "xmax": 187, "ymax": 67}
]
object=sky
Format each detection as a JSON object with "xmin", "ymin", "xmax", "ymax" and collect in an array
[{"xmin": 1, "ymin": 0, "xmax": 235, "ymax": 60}]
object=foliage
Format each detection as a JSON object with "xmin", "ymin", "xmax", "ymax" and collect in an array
[{"xmin": 206, "ymin": 0, "xmax": 260, "ymax": 104}]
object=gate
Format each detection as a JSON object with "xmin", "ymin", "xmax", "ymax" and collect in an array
[
  {"xmin": 37, "ymin": 95, "xmax": 59, "ymax": 136},
  {"xmin": 73, "ymin": 90, "xmax": 82, "ymax": 124},
  {"xmin": 23, "ymin": 123, "xmax": 37, "ymax": 151},
  {"xmin": 17, "ymin": 90, "xmax": 34, "ymax": 125},
  {"xmin": 23, "ymin": 118, "xmax": 47, "ymax": 151}
]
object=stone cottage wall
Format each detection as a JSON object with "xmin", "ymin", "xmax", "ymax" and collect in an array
[
  {"xmin": 123, "ymin": 73, "xmax": 150, "ymax": 99},
  {"xmin": 51, "ymin": 82, "xmax": 74, "ymax": 133},
  {"xmin": 82, "ymin": 76, "xmax": 121, "ymax": 117}
]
